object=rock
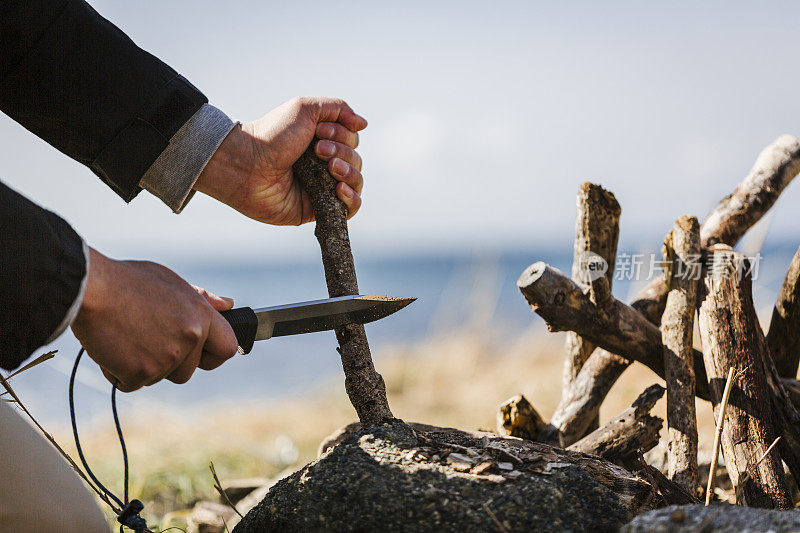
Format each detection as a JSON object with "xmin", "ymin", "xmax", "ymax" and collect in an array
[
  {"xmin": 234, "ymin": 481, "xmax": 275, "ymax": 518},
  {"xmin": 234, "ymin": 420, "xmax": 661, "ymax": 532},
  {"xmin": 318, "ymin": 421, "xmax": 362, "ymax": 456},
  {"xmin": 622, "ymin": 504, "xmax": 800, "ymax": 532}
]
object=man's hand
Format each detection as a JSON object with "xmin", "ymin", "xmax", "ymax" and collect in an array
[
  {"xmin": 71, "ymin": 248, "xmax": 239, "ymax": 392},
  {"xmin": 194, "ymin": 97, "xmax": 367, "ymax": 225}
]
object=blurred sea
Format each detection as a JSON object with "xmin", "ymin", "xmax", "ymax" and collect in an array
[{"xmin": 8, "ymin": 240, "xmax": 800, "ymax": 427}]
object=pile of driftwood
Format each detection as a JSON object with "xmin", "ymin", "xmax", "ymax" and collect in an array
[{"xmin": 503, "ymin": 134, "xmax": 800, "ymax": 508}]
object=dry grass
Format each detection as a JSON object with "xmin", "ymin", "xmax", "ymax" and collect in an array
[{"xmin": 51, "ymin": 325, "xmax": 720, "ymax": 528}]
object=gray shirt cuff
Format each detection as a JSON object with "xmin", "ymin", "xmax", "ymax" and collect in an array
[{"xmin": 139, "ymin": 104, "xmax": 235, "ymax": 213}]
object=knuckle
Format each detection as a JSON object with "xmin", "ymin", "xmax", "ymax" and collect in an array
[
  {"xmin": 179, "ymin": 321, "xmax": 204, "ymax": 345},
  {"xmin": 132, "ymin": 360, "xmax": 159, "ymax": 385},
  {"xmin": 169, "ymin": 342, "xmax": 186, "ymax": 364},
  {"xmin": 290, "ymin": 97, "xmax": 311, "ymax": 114}
]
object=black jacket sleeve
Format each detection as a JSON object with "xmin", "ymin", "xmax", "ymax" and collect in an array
[
  {"xmin": 0, "ymin": 181, "xmax": 86, "ymax": 370},
  {"xmin": 0, "ymin": 0, "xmax": 207, "ymax": 201}
]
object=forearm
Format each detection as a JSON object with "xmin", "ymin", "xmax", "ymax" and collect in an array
[{"xmin": 0, "ymin": 0, "xmax": 206, "ymax": 201}]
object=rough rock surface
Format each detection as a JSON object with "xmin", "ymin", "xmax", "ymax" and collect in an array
[
  {"xmin": 622, "ymin": 504, "xmax": 800, "ymax": 532},
  {"xmin": 234, "ymin": 420, "xmax": 659, "ymax": 532}
]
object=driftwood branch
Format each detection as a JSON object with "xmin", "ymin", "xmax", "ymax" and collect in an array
[
  {"xmin": 660, "ymin": 216, "xmax": 701, "ymax": 495},
  {"xmin": 634, "ymin": 461, "xmax": 699, "ymax": 506},
  {"xmin": 563, "ymin": 184, "xmax": 620, "ymax": 392},
  {"xmin": 568, "ymin": 384, "xmax": 663, "ymax": 464},
  {"xmin": 517, "ymin": 261, "xmax": 712, "ymax": 400},
  {"xmin": 700, "ymin": 134, "xmax": 800, "ymax": 247},
  {"xmin": 496, "ymin": 394, "xmax": 546, "ymax": 441},
  {"xmin": 758, "ymin": 339, "xmax": 800, "ymax": 492},
  {"xmin": 518, "ymin": 260, "xmax": 800, "ymax": 403},
  {"xmin": 565, "ymin": 384, "xmax": 698, "ymax": 506},
  {"xmin": 697, "ymin": 248, "xmax": 792, "ymax": 509},
  {"xmin": 540, "ymin": 350, "xmax": 630, "ymax": 446},
  {"xmin": 293, "ymin": 146, "xmax": 392, "ymax": 424},
  {"xmin": 563, "ymin": 183, "xmax": 620, "ymax": 438},
  {"xmin": 766, "ymin": 245, "xmax": 800, "ymax": 378},
  {"xmin": 541, "ymin": 135, "xmax": 800, "ymax": 442}
]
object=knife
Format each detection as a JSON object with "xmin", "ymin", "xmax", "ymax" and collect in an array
[{"xmin": 219, "ymin": 295, "xmax": 415, "ymax": 354}]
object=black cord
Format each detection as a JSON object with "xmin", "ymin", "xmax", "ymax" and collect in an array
[
  {"xmin": 111, "ymin": 383, "xmax": 130, "ymax": 505},
  {"xmin": 70, "ymin": 348, "xmax": 147, "ymax": 532}
]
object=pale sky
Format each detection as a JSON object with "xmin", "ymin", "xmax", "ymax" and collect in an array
[{"xmin": 3, "ymin": 0, "xmax": 800, "ymax": 265}]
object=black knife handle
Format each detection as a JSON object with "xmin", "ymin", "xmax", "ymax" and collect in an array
[{"xmin": 220, "ymin": 307, "xmax": 258, "ymax": 355}]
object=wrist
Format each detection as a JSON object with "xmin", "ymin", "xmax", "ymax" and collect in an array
[
  {"xmin": 76, "ymin": 247, "xmax": 112, "ymax": 321},
  {"xmin": 193, "ymin": 123, "xmax": 255, "ymax": 204}
]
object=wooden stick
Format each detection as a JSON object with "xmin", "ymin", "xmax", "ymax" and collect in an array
[
  {"xmin": 543, "ymin": 135, "xmax": 800, "ymax": 441},
  {"xmin": 563, "ymin": 384, "xmax": 698, "ymax": 505},
  {"xmin": 539, "ymin": 351, "xmax": 629, "ymax": 446},
  {"xmin": 496, "ymin": 394, "xmax": 546, "ymax": 441},
  {"xmin": 634, "ymin": 461, "xmax": 698, "ymax": 506},
  {"xmin": 519, "ymin": 260, "xmax": 800, "ymax": 409},
  {"xmin": 661, "ymin": 216, "xmax": 701, "ymax": 495},
  {"xmin": 292, "ymin": 146, "xmax": 393, "ymax": 424},
  {"xmin": 567, "ymin": 384, "xmax": 663, "ymax": 463},
  {"xmin": 697, "ymin": 248, "xmax": 792, "ymax": 509},
  {"xmin": 766, "ymin": 245, "xmax": 800, "ymax": 378},
  {"xmin": 702, "ymin": 246, "xmax": 800, "ymax": 491},
  {"xmin": 705, "ymin": 367, "xmax": 736, "ymax": 506},
  {"xmin": 563, "ymin": 184, "xmax": 620, "ymax": 412},
  {"xmin": 700, "ymin": 134, "xmax": 800, "ymax": 247},
  {"xmin": 517, "ymin": 261, "xmax": 712, "ymax": 400},
  {"xmin": 757, "ymin": 333, "xmax": 800, "ymax": 490}
]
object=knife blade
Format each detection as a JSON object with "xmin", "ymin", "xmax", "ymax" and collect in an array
[{"xmin": 219, "ymin": 295, "xmax": 415, "ymax": 354}]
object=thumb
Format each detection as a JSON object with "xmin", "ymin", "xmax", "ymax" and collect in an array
[{"xmin": 192, "ymin": 285, "xmax": 234, "ymax": 311}]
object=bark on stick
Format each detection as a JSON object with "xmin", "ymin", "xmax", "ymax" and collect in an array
[
  {"xmin": 748, "ymin": 246, "xmax": 800, "ymax": 489},
  {"xmin": 542, "ymin": 135, "xmax": 800, "ymax": 443},
  {"xmin": 759, "ymin": 338, "xmax": 800, "ymax": 490},
  {"xmin": 567, "ymin": 384, "xmax": 663, "ymax": 464},
  {"xmin": 562, "ymin": 183, "xmax": 620, "ymax": 437},
  {"xmin": 293, "ymin": 145, "xmax": 393, "ymax": 424},
  {"xmin": 766, "ymin": 245, "xmax": 800, "ymax": 378},
  {"xmin": 563, "ymin": 184, "xmax": 620, "ymax": 387},
  {"xmin": 697, "ymin": 248, "xmax": 792, "ymax": 509},
  {"xmin": 660, "ymin": 216, "xmax": 701, "ymax": 495}
]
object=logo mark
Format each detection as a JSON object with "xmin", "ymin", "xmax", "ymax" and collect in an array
[{"xmin": 578, "ymin": 252, "xmax": 608, "ymax": 282}]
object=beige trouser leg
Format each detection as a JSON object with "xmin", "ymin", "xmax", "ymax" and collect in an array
[{"xmin": 0, "ymin": 401, "xmax": 109, "ymax": 532}]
